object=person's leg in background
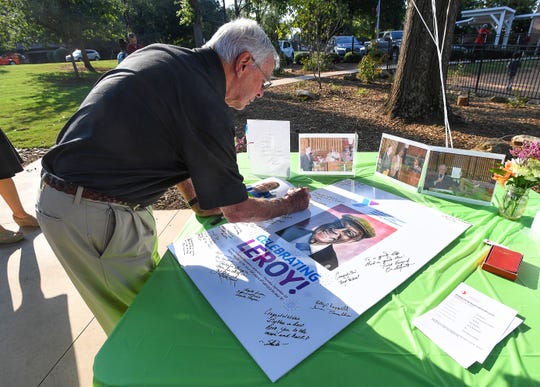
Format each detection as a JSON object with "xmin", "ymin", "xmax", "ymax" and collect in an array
[
  {"xmin": 0, "ymin": 128, "xmax": 39, "ymax": 244},
  {"xmin": 0, "ymin": 177, "xmax": 39, "ymax": 227}
]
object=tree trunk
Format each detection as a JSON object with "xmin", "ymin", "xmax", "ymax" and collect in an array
[
  {"xmin": 81, "ymin": 46, "xmax": 96, "ymax": 73},
  {"xmin": 384, "ymin": 0, "xmax": 459, "ymax": 121},
  {"xmin": 189, "ymin": 0, "xmax": 205, "ymax": 47},
  {"xmin": 222, "ymin": 0, "xmax": 227, "ymax": 22}
]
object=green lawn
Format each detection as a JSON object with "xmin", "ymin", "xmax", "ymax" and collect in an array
[{"xmin": 0, "ymin": 60, "xmax": 117, "ymax": 148}]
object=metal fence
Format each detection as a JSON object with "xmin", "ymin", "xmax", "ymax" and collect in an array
[{"xmin": 446, "ymin": 55, "xmax": 540, "ymax": 101}]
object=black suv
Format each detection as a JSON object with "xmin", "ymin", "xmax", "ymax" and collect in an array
[{"xmin": 326, "ymin": 36, "xmax": 366, "ymax": 58}]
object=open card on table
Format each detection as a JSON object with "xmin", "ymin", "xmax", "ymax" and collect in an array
[
  {"xmin": 170, "ymin": 179, "xmax": 470, "ymax": 382},
  {"xmin": 375, "ymin": 133, "xmax": 505, "ymax": 205},
  {"xmin": 298, "ymin": 133, "xmax": 357, "ymax": 176},
  {"xmin": 246, "ymin": 119, "xmax": 290, "ymax": 177},
  {"xmin": 246, "ymin": 177, "xmax": 294, "ymax": 199}
]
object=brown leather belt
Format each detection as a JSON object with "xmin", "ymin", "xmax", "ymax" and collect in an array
[{"xmin": 42, "ymin": 173, "xmax": 142, "ymax": 210}]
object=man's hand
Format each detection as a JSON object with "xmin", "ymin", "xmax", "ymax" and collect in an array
[
  {"xmin": 283, "ymin": 187, "xmax": 310, "ymax": 214},
  {"xmin": 221, "ymin": 186, "xmax": 310, "ymax": 223}
]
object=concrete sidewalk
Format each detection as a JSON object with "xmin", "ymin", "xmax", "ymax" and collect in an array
[
  {"xmin": 271, "ymin": 67, "xmax": 357, "ymax": 86},
  {"xmin": 0, "ymin": 159, "xmax": 193, "ymax": 386}
]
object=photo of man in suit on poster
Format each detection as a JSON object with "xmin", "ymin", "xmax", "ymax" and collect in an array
[{"xmin": 276, "ymin": 204, "xmax": 397, "ymax": 270}]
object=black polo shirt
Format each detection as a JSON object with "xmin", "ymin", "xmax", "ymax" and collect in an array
[{"xmin": 42, "ymin": 44, "xmax": 247, "ymax": 209}]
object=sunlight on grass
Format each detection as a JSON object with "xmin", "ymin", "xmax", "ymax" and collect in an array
[{"xmin": 0, "ymin": 60, "xmax": 117, "ymax": 147}]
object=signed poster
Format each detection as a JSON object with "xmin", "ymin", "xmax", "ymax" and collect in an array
[{"xmin": 171, "ymin": 180, "xmax": 470, "ymax": 382}]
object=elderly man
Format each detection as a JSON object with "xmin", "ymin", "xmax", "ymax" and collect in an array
[
  {"xmin": 36, "ymin": 18, "xmax": 310, "ymax": 334},
  {"xmin": 427, "ymin": 164, "xmax": 456, "ymax": 191},
  {"xmin": 300, "ymin": 146, "xmax": 314, "ymax": 171},
  {"xmin": 277, "ymin": 214, "xmax": 376, "ymax": 270}
]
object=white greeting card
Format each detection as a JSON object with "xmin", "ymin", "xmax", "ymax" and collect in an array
[{"xmin": 246, "ymin": 119, "xmax": 290, "ymax": 177}]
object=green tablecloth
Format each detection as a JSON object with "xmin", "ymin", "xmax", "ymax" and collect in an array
[{"xmin": 93, "ymin": 153, "xmax": 540, "ymax": 387}]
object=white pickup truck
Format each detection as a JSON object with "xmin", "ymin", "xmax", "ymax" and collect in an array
[
  {"xmin": 372, "ymin": 30, "xmax": 403, "ymax": 60},
  {"xmin": 279, "ymin": 40, "xmax": 295, "ymax": 63}
]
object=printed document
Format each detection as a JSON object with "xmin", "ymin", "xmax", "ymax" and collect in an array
[{"xmin": 413, "ymin": 282, "xmax": 522, "ymax": 368}]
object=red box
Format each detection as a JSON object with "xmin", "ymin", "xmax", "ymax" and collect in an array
[{"xmin": 481, "ymin": 245, "xmax": 523, "ymax": 281}]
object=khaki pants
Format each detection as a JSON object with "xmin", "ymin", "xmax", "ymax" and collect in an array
[{"xmin": 36, "ymin": 181, "xmax": 159, "ymax": 335}]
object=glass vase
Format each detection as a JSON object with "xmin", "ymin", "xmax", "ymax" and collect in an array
[{"xmin": 499, "ymin": 185, "xmax": 530, "ymax": 220}]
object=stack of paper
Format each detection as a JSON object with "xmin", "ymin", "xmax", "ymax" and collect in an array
[{"xmin": 413, "ymin": 282, "xmax": 523, "ymax": 368}]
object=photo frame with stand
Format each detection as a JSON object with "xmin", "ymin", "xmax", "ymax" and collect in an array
[
  {"xmin": 375, "ymin": 133, "xmax": 430, "ymax": 190},
  {"xmin": 298, "ymin": 133, "xmax": 357, "ymax": 175},
  {"xmin": 420, "ymin": 147, "xmax": 505, "ymax": 206}
]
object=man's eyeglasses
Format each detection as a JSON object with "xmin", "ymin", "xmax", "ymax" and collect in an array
[{"xmin": 251, "ymin": 57, "xmax": 272, "ymax": 90}]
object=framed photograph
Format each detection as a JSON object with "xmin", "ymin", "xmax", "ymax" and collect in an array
[
  {"xmin": 420, "ymin": 147, "xmax": 505, "ymax": 205},
  {"xmin": 298, "ymin": 133, "xmax": 357, "ymax": 175},
  {"xmin": 375, "ymin": 133, "xmax": 430, "ymax": 190}
]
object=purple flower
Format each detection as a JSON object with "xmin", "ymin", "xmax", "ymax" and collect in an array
[{"xmin": 510, "ymin": 141, "xmax": 540, "ymax": 161}]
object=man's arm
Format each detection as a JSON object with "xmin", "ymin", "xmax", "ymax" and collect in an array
[
  {"xmin": 176, "ymin": 179, "xmax": 222, "ymax": 217},
  {"xmin": 221, "ymin": 187, "xmax": 310, "ymax": 223}
]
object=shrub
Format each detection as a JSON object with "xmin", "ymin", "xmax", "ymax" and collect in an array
[
  {"xmin": 272, "ymin": 66, "xmax": 285, "ymax": 77},
  {"xmin": 344, "ymin": 52, "xmax": 362, "ymax": 63},
  {"xmin": 277, "ymin": 50, "xmax": 289, "ymax": 68},
  {"xmin": 366, "ymin": 50, "xmax": 387, "ymax": 64},
  {"xmin": 294, "ymin": 51, "xmax": 310, "ymax": 65},
  {"xmin": 326, "ymin": 52, "xmax": 340, "ymax": 63},
  {"xmin": 301, "ymin": 54, "xmax": 334, "ymax": 72},
  {"xmin": 508, "ymin": 93, "xmax": 529, "ymax": 108},
  {"xmin": 357, "ymin": 55, "xmax": 379, "ymax": 83}
]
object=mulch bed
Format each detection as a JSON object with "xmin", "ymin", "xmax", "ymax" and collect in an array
[{"xmin": 19, "ymin": 64, "xmax": 540, "ymax": 209}]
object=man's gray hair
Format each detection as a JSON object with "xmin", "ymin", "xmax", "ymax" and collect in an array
[{"xmin": 203, "ymin": 18, "xmax": 280, "ymax": 69}]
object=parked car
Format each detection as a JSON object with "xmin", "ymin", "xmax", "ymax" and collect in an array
[
  {"xmin": 371, "ymin": 30, "xmax": 403, "ymax": 60},
  {"xmin": 65, "ymin": 49, "xmax": 101, "ymax": 62},
  {"xmin": 327, "ymin": 36, "xmax": 366, "ymax": 58},
  {"xmin": 450, "ymin": 44, "xmax": 472, "ymax": 61},
  {"xmin": 0, "ymin": 53, "xmax": 24, "ymax": 65}
]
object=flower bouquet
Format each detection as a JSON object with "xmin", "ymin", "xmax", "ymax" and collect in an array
[{"xmin": 491, "ymin": 141, "xmax": 540, "ymax": 220}]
